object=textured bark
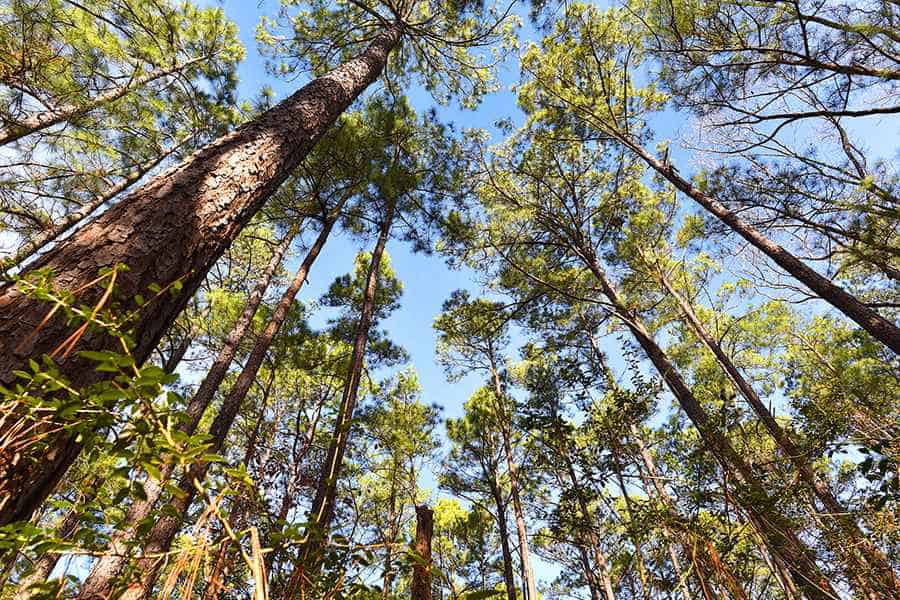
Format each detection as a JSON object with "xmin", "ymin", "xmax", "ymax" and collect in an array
[
  {"xmin": 78, "ymin": 212, "xmax": 340, "ymax": 600},
  {"xmin": 488, "ymin": 368, "xmax": 538, "ymax": 600},
  {"xmin": 655, "ymin": 269, "xmax": 899, "ymax": 599},
  {"xmin": 287, "ymin": 197, "xmax": 396, "ymax": 593},
  {"xmin": 0, "ymin": 59, "xmax": 203, "ymax": 147},
  {"xmin": 6, "ymin": 139, "xmax": 186, "ymax": 270},
  {"xmin": 411, "ymin": 505, "xmax": 434, "ymax": 600},
  {"xmin": 581, "ymin": 253, "xmax": 837, "ymax": 600},
  {"xmin": 0, "ymin": 24, "xmax": 403, "ymax": 527},
  {"xmin": 624, "ymin": 140, "xmax": 900, "ymax": 354}
]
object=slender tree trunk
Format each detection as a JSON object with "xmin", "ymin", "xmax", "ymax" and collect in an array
[
  {"xmin": 382, "ymin": 469, "xmax": 400, "ymax": 600},
  {"xmin": 78, "ymin": 211, "xmax": 340, "ymax": 600},
  {"xmin": 488, "ymin": 368, "xmax": 538, "ymax": 600},
  {"xmin": 624, "ymin": 423, "xmax": 745, "ymax": 600},
  {"xmin": 575, "ymin": 544, "xmax": 604, "ymax": 600},
  {"xmin": 286, "ymin": 196, "xmax": 397, "ymax": 594},
  {"xmin": 161, "ymin": 312, "xmax": 202, "ymax": 375},
  {"xmin": 411, "ymin": 505, "xmax": 434, "ymax": 600},
  {"xmin": 0, "ymin": 58, "xmax": 204, "ymax": 146},
  {"xmin": 201, "ymin": 380, "xmax": 272, "ymax": 600},
  {"xmin": 561, "ymin": 451, "xmax": 616, "ymax": 600},
  {"xmin": 580, "ymin": 252, "xmax": 837, "ymax": 599},
  {"xmin": 608, "ymin": 446, "xmax": 651, "ymax": 600},
  {"xmin": 76, "ymin": 223, "xmax": 298, "ymax": 598},
  {"xmin": 491, "ymin": 482, "xmax": 518, "ymax": 600},
  {"xmin": 590, "ymin": 338, "xmax": 732, "ymax": 600},
  {"xmin": 654, "ymin": 266, "xmax": 899, "ymax": 599},
  {"xmin": 5, "ymin": 138, "xmax": 188, "ymax": 270},
  {"xmin": 621, "ymin": 138, "xmax": 900, "ymax": 354},
  {"xmin": 0, "ymin": 24, "xmax": 403, "ymax": 527},
  {"xmin": 11, "ymin": 480, "xmax": 101, "ymax": 600}
]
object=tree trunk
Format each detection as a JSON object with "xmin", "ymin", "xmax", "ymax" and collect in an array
[
  {"xmin": 8, "ymin": 328, "xmax": 192, "ymax": 600},
  {"xmin": 75, "ymin": 224, "xmax": 297, "ymax": 598},
  {"xmin": 575, "ymin": 544, "xmax": 604, "ymax": 600},
  {"xmin": 622, "ymin": 138, "xmax": 900, "ymax": 354},
  {"xmin": 0, "ymin": 23, "xmax": 403, "ymax": 527},
  {"xmin": 411, "ymin": 505, "xmax": 434, "ymax": 600},
  {"xmin": 11, "ymin": 479, "xmax": 101, "ymax": 600},
  {"xmin": 5, "ymin": 138, "xmax": 188, "ymax": 270},
  {"xmin": 383, "ymin": 472, "xmax": 399, "ymax": 600},
  {"xmin": 77, "ymin": 211, "xmax": 340, "ymax": 600},
  {"xmin": 625, "ymin": 423, "xmax": 744, "ymax": 600},
  {"xmin": 489, "ymin": 368, "xmax": 538, "ymax": 600},
  {"xmin": 608, "ymin": 446, "xmax": 651, "ymax": 600},
  {"xmin": 654, "ymin": 266, "xmax": 899, "ymax": 599},
  {"xmin": 491, "ymin": 481, "xmax": 518, "ymax": 600},
  {"xmin": 581, "ymin": 253, "xmax": 837, "ymax": 600},
  {"xmin": 286, "ymin": 197, "xmax": 397, "ymax": 594},
  {"xmin": 201, "ymin": 380, "xmax": 272, "ymax": 600},
  {"xmin": 560, "ymin": 449, "xmax": 616, "ymax": 600},
  {"xmin": 0, "ymin": 59, "xmax": 204, "ymax": 146}
]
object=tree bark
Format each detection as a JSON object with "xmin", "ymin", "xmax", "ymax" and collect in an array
[
  {"xmin": 654, "ymin": 266, "xmax": 899, "ymax": 599},
  {"xmin": 77, "ymin": 211, "xmax": 340, "ymax": 600},
  {"xmin": 5, "ymin": 138, "xmax": 188, "ymax": 270},
  {"xmin": 286, "ymin": 196, "xmax": 397, "ymax": 594},
  {"xmin": 8, "ymin": 325, "xmax": 192, "ymax": 600},
  {"xmin": 581, "ymin": 252, "xmax": 837, "ymax": 600},
  {"xmin": 0, "ymin": 24, "xmax": 403, "ymax": 527},
  {"xmin": 0, "ymin": 59, "xmax": 203, "ymax": 146},
  {"xmin": 622, "ymin": 138, "xmax": 900, "ymax": 354},
  {"xmin": 411, "ymin": 505, "xmax": 434, "ymax": 600}
]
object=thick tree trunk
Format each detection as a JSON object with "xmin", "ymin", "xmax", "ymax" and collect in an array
[
  {"xmin": 411, "ymin": 505, "xmax": 434, "ymax": 600},
  {"xmin": 286, "ymin": 197, "xmax": 397, "ymax": 594},
  {"xmin": 78, "ymin": 212, "xmax": 340, "ymax": 600},
  {"xmin": 5, "ymin": 138, "xmax": 187, "ymax": 270},
  {"xmin": 0, "ymin": 24, "xmax": 402, "ymax": 527},
  {"xmin": 489, "ymin": 369, "xmax": 538, "ymax": 600},
  {"xmin": 654, "ymin": 267, "xmax": 899, "ymax": 599},
  {"xmin": 622, "ymin": 139, "xmax": 900, "ymax": 354},
  {"xmin": 581, "ymin": 253, "xmax": 837, "ymax": 600},
  {"xmin": 0, "ymin": 59, "xmax": 203, "ymax": 146}
]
